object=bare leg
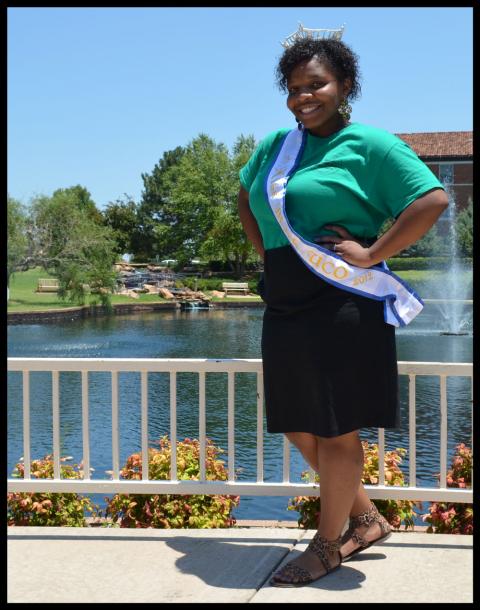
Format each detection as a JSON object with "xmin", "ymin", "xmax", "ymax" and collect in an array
[
  {"xmin": 273, "ymin": 431, "xmax": 364, "ymax": 583},
  {"xmin": 285, "ymin": 432, "xmax": 320, "ymax": 472},
  {"xmin": 285, "ymin": 432, "xmax": 386, "ymax": 559},
  {"xmin": 349, "ymin": 482, "xmax": 373, "ymax": 516},
  {"xmin": 286, "ymin": 431, "xmax": 371, "ymax": 519},
  {"xmin": 314, "ymin": 431, "xmax": 365, "ymax": 539},
  {"xmin": 340, "ymin": 483, "xmax": 390, "ymax": 558}
]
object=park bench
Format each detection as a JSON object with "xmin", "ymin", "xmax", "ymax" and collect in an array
[
  {"xmin": 222, "ymin": 282, "xmax": 250, "ymax": 296},
  {"xmin": 37, "ymin": 279, "xmax": 59, "ymax": 292}
]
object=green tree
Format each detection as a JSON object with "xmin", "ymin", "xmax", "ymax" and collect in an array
[
  {"xmin": 26, "ymin": 187, "xmax": 118, "ymax": 306},
  {"xmin": 7, "ymin": 196, "xmax": 29, "ymax": 295},
  {"xmin": 455, "ymin": 198, "xmax": 473, "ymax": 257},
  {"xmin": 102, "ymin": 194, "xmax": 139, "ymax": 257},
  {"xmin": 51, "ymin": 185, "xmax": 104, "ymax": 225},
  {"xmin": 200, "ymin": 134, "xmax": 260, "ymax": 277},
  {"xmin": 157, "ymin": 134, "xmax": 234, "ymax": 266},
  {"xmin": 137, "ymin": 146, "xmax": 186, "ymax": 260},
  {"xmin": 137, "ymin": 133, "xmax": 260, "ymax": 273}
]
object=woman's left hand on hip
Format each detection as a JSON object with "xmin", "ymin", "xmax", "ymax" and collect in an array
[{"xmin": 314, "ymin": 224, "xmax": 373, "ymax": 268}]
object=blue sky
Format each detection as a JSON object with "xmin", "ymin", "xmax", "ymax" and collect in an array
[{"xmin": 8, "ymin": 6, "xmax": 473, "ymax": 210}]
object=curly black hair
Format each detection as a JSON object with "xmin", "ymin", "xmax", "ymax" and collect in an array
[{"xmin": 275, "ymin": 38, "xmax": 362, "ymax": 102}]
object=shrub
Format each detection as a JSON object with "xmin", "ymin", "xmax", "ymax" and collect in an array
[
  {"xmin": 176, "ymin": 277, "xmax": 225, "ymax": 292},
  {"xmin": 386, "ymin": 257, "xmax": 472, "ymax": 270},
  {"xmin": 455, "ymin": 198, "xmax": 473, "ymax": 257},
  {"xmin": 422, "ymin": 443, "xmax": 473, "ymax": 534},
  {"xmin": 104, "ymin": 436, "xmax": 240, "ymax": 528},
  {"xmin": 175, "ymin": 275, "xmax": 261, "ymax": 294},
  {"xmin": 247, "ymin": 277, "xmax": 260, "ymax": 294},
  {"xmin": 401, "ymin": 225, "xmax": 444, "ymax": 257},
  {"xmin": 7, "ymin": 455, "xmax": 100, "ymax": 526},
  {"xmin": 288, "ymin": 441, "xmax": 419, "ymax": 530}
]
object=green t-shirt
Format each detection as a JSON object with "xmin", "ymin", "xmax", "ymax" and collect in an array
[{"xmin": 239, "ymin": 122, "xmax": 444, "ymax": 251}]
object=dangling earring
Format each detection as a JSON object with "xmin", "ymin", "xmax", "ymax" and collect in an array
[
  {"xmin": 338, "ymin": 99, "xmax": 352, "ymax": 122},
  {"xmin": 295, "ymin": 117, "xmax": 303, "ymax": 131}
]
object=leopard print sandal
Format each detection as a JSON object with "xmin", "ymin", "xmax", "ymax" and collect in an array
[
  {"xmin": 270, "ymin": 532, "xmax": 342, "ymax": 587},
  {"xmin": 341, "ymin": 503, "xmax": 392, "ymax": 562}
]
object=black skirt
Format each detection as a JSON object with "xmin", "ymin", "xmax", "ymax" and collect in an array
[{"xmin": 259, "ymin": 245, "xmax": 400, "ymax": 438}]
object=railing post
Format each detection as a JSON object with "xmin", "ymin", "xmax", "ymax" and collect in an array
[
  {"xmin": 408, "ymin": 374, "xmax": 416, "ymax": 488},
  {"xmin": 199, "ymin": 371, "xmax": 206, "ymax": 481},
  {"xmin": 377, "ymin": 428, "xmax": 385, "ymax": 486},
  {"xmin": 170, "ymin": 372, "xmax": 177, "ymax": 481},
  {"xmin": 52, "ymin": 371, "xmax": 61, "ymax": 479},
  {"xmin": 256, "ymin": 371, "xmax": 264, "ymax": 483},
  {"xmin": 111, "ymin": 371, "xmax": 119, "ymax": 479},
  {"xmin": 440, "ymin": 375, "xmax": 448, "ymax": 488},
  {"xmin": 471, "ymin": 377, "xmax": 474, "ymax": 488},
  {"xmin": 81, "ymin": 371, "xmax": 90, "ymax": 480},
  {"xmin": 228, "ymin": 371, "xmax": 235, "ymax": 482},
  {"xmin": 22, "ymin": 370, "xmax": 31, "ymax": 479},
  {"xmin": 283, "ymin": 437, "xmax": 290, "ymax": 483},
  {"xmin": 141, "ymin": 371, "xmax": 149, "ymax": 481}
]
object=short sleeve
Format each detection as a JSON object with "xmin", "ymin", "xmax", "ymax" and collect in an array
[
  {"xmin": 239, "ymin": 129, "xmax": 289, "ymax": 192},
  {"xmin": 239, "ymin": 141, "xmax": 266, "ymax": 191},
  {"xmin": 374, "ymin": 140, "xmax": 445, "ymax": 219}
]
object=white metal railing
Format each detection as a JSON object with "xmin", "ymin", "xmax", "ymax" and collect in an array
[{"xmin": 7, "ymin": 358, "xmax": 473, "ymax": 503}]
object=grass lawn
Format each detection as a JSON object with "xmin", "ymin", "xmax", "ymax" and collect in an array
[
  {"xmin": 8, "ymin": 266, "xmax": 464, "ymax": 313},
  {"xmin": 7, "ymin": 268, "xmax": 264, "ymax": 312}
]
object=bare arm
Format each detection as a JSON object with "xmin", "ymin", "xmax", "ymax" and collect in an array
[
  {"xmin": 367, "ymin": 188, "xmax": 449, "ymax": 265},
  {"xmin": 318, "ymin": 188, "xmax": 449, "ymax": 268},
  {"xmin": 238, "ymin": 185, "xmax": 265, "ymax": 261}
]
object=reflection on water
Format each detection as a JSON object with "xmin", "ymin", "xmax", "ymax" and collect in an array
[{"xmin": 8, "ymin": 304, "xmax": 472, "ymax": 522}]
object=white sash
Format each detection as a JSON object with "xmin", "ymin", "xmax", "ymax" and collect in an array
[{"xmin": 265, "ymin": 128, "xmax": 423, "ymax": 327}]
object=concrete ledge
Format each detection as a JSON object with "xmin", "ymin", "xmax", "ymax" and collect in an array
[
  {"xmin": 7, "ymin": 299, "xmax": 264, "ymax": 324},
  {"xmin": 212, "ymin": 300, "xmax": 264, "ymax": 309},
  {"xmin": 7, "ymin": 526, "xmax": 305, "ymax": 603},
  {"xmin": 7, "ymin": 301, "xmax": 178, "ymax": 324},
  {"xmin": 85, "ymin": 517, "xmax": 432, "ymax": 531},
  {"xmin": 7, "ymin": 527, "xmax": 472, "ymax": 603}
]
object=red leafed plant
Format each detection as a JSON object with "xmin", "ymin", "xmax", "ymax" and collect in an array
[
  {"xmin": 104, "ymin": 436, "xmax": 240, "ymax": 528},
  {"xmin": 7, "ymin": 455, "xmax": 100, "ymax": 527},
  {"xmin": 422, "ymin": 443, "xmax": 473, "ymax": 534}
]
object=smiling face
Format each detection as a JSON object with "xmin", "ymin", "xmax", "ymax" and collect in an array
[{"xmin": 286, "ymin": 56, "xmax": 351, "ymax": 137}]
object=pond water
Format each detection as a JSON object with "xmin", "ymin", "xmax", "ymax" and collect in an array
[{"xmin": 7, "ymin": 301, "xmax": 473, "ymax": 524}]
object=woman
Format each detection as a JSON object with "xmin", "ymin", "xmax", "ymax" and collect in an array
[{"xmin": 237, "ymin": 35, "xmax": 448, "ymax": 587}]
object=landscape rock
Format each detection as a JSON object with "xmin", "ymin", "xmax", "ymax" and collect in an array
[
  {"xmin": 159, "ymin": 288, "xmax": 175, "ymax": 299},
  {"xmin": 143, "ymin": 284, "xmax": 158, "ymax": 294}
]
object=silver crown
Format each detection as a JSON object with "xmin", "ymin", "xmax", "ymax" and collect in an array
[{"xmin": 281, "ymin": 22, "xmax": 345, "ymax": 49}]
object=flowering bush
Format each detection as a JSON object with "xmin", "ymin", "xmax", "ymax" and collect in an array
[
  {"xmin": 288, "ymin": 441, "xmax": 419, "ymax": 529},
  {"xmin": 422, "ymin": 443, "xmax": 473, "ymax": 534},
  {"xmin": 7, "ymin": 455, "xmax": 100, "ymax": 527},
  {"xmin": 104, "ymin": 436, "xmax": 240, "ymax": 528}
]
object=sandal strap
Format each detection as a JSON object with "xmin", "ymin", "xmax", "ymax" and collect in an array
[
  {"xmin": 349, "ymin": 503, "xmax": 391, "ymax": 534},
  {"xmin": 350, "ymin": 503, "xmax": 378, "ymax": 528},
  {"xmin": 350, "ymin": 530, "xmax": 369, "ymax": 548},
  {"xmin": 306, "ymin": 533, "xmax": 342, "ymax": 573},
  {"xmin": 274, "ymin": 562, "xmax": 314, "ymax": 584}
]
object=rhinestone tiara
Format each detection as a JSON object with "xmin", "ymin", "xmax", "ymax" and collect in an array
[{"xmin": 281, "ymin": 22, "xmax": 345, "ymax": 49}]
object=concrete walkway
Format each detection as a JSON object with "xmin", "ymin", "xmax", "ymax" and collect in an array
[{"xmin": 7, "ymin": 526, "xmax": 472, "ymax": 603}]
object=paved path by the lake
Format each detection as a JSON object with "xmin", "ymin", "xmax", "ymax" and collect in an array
[{"xmin": 7, "ymin": 525, "xmax": 472, "ymax": 603}]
